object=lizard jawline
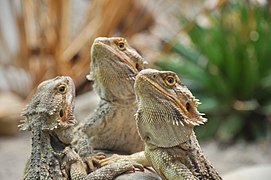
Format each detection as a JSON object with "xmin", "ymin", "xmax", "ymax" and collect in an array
[
  {"xmin": 139, "ymin": 76, "xmax": 188, "ymax": 122},
  {"xmin": 100, "ymin": 42, "xmax": 138, "ymax": 74}
]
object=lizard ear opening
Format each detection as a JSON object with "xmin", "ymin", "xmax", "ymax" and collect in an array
[
  {"xmin": 135, "ymin": 63, "xmax": 144, "ymax": 71},
  {"xmin": 186, "ymin": 102, "xmax": 191, "ymax": 112},
  {"xmin": 135, "ymin": 63, "xmax": 140, "ymax": 71},
  {"xmin": 59, "ymin": 109, "xmax": 64, "ymax": 118}
]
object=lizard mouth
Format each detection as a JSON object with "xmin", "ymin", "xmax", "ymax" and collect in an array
[
  {"xmin": 95, "ymin": 41, "xmax": 140, "ymax": 74},
  {"xmin": 126, "ymin": 73, "xmax": 137, "ymax": 81},
  {"xmin": 137, "ymin": 74, "xmax": 207, "ymax": 126},
  {"xmin": 57, "ymin": 91, "xmax": 76, "ymax": 127},
  {"xmin": 137, "ymin": 75, "xmax": 188, "ymax": 118},
  {"xmin": 55, "ymin": 78, "xmax": 76, "ymax": 128}
]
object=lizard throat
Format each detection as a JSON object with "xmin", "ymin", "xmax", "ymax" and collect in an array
[
  {"xmin": 50, "ymin": 133, "xmax": 69, "ymax": 152},
  {"xmin": 101, "ymin": 96, "xmax": 136, "ymax": 107}
]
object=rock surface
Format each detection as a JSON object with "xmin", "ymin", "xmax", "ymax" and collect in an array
[{"xmin": 1, "ymin": 131, "xmax": 270, "ymax": 180}]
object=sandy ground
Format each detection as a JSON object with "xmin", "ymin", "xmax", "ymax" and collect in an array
[
  {"xmin": 0, "ymin": 132, "xmax": 30, "ymax": 180},
  {"xmin": 0, "ymin": 131, "xmax": 270, "ymax": 180}
]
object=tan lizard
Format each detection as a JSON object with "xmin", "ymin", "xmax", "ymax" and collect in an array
[
  {"xmin": 20, "ymin": 76, "xmax": 143, "ymax": 180},
  {"xmin": 101, "ymin": 69, "xmax": 222, "ymax": 180},
  {"xmin": 73, "ymin": 37, "xmax": 148, "ymax": 157}
]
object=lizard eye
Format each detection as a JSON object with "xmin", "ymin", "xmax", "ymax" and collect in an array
[
  {"xmin": 165, "ymin": 76, "xmax": 176, "ymax": 86},
  {"xmin": 117, "ymin": 41, "xmax": 126, "ymax": 50},
  {"xmin": 58, "ymin": 85, "xmax": 67, "ymax": 94}
]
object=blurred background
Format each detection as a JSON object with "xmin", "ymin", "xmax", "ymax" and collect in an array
[{"xmin": 0, "ymin": 0, "xmax": 270, "ymax": 179}]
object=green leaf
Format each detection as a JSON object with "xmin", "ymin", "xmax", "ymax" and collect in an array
[
  {"xmin": 217, "ymin": 115, "xmax": 244, "ymax": 141},
  {"xmin": 157, "ymin": 1, "xmax": 271, "ymax": 141},
  {"xmin": 195, "ymin": 117, "xmax": 221, "ymax": 141}
]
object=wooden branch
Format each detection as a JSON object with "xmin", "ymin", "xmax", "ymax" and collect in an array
[{"xmin": 22, "ymin": 0, "xmax": 40, "ymax": 50}]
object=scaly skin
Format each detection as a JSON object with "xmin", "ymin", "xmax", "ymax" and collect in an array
[
  {"xmin": 20, "ymin": 76, "xmax": 143, "ymax": 180},
  {"xmin": 135, "ymin": 69, "xmax": 222, "ymax": 180},
  {"xmin": 20, "ymin": 76, "xmax": 77, "ymax": 180},
  {"xmin": 73, "ymin": 37, "xmax": 147, "ymax": 156},
  {"xmin": 101, "ymin": 69, "xmax": 222, "ymax": 180}
]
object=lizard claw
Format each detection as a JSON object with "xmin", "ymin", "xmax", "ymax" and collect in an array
[
  {"xmin": 129, "ymin": 161, "xmax": 145, "ymax": 172},
  {"xmin": 99, "ymin": 154, "xmax": 129, "ymax": 167},
  {"xmin": 59, "ymin": 146, "xmax": 87, "ymax": 177},
  {"xmin": 94, "ymin": 152, "xmax": 106, "ymax": 160},
  {"xmin": 109, "ymin": 160, "xmax": 144, "ymax": 173},
  {"xmin": 84, "ymin": 152, "xmax": 106, "ymax": 171},
  {"xmin": 85, "ymin": 160, "xmax": 145, "ymax": 179}
]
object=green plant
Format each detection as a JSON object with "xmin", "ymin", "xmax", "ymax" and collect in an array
[{"xmin": 156, "ymin": 2, "xmax": 271, "ymax": 141}]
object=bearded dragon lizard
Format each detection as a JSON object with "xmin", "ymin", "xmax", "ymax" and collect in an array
[
  {"xmin": 20, "ymin": 76, "xmax": 143, "ymax": 180},
  {"xmin": 101, "ymin": 69, "xmax": 222, "ymax": 180},
  {"xmin": 73, "ymin": 37, "xmax": 147, "ymax": 156}
]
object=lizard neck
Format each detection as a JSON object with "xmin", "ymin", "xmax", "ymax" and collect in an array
[
  {"xmin": 92, "ymin": 74, "xmax": 136, "ymax": 106},
  {"xmin": 27, "ymin": 115, "xmax": 62, "ymax": 179},
  {"xmin": 101, "ymin": 96, "xmax": 136, "ymax": 107},
  {"xmin": 136, "ymin": 104, "xmax": 193, "ymax": 148},
  {"xmin": 179, "ymin": 132, "xmax": 222, "ymax": 179}
]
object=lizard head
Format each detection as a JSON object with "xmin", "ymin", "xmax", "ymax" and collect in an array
[
  {"xmin": 134, "ymin": 69, "xmax": 207, "ymax": 147},
  {"xmin": 135, "ymin": 69, "xmax": 206, "ymax": 126},
  {"xmin": 20, "ymin": 76, "xmax": 77, "ymax": 139},
  {"xmin": 88, "ymin": 37, "xmax": 148, "ymax": 102}
]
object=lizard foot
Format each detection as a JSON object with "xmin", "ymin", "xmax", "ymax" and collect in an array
[
  {"xmin": 59, "ymin": 146, "xmax": 88, "ymax": 178},
  {"xmin": 85, "ymin": 152, "xmax": 106, "ymax": 172},
  {"xmin": 99, "ymin": 154, "xmax": 131, "ymax": 167},
  {"xmin": 112, "ymin": 160, "xmax": 144, "ymax": 172},
  {"xmin": 86, "ymin": 160, "xmax": 144, "ymax": 180}
]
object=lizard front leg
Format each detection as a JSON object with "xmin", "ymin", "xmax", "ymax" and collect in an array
[
  {"xmin": 160, "ymin": 162, "xmax": 197, "ymax": 180},
  {"xmin": 86, "ymin": 160, "xmax": 144, "ymax": 180},
  {"xmin": 100, "ymin": 151, "xmax": 151, "ymax": 167},
  {"xmin": 72, "ymin": 125, "xmax": 106, "ymax": 172},
  {"xmin": 62, "ymin": 146, "xmax": 144, "ymax": 180},
  {"xmin": 146, "ymin": 147, "xmax": 198, "ymax": 180},
  {"xmin": 60, "ymin": 146, "xmax": 88, "ymax": 179}
]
